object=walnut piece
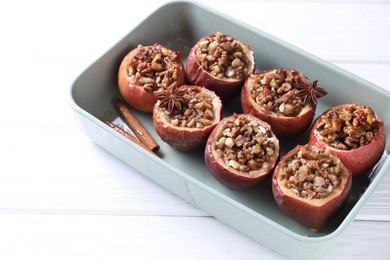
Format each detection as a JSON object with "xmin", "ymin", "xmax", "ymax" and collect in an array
[
  {"xmin": 214, "ymin": 114, "xmax": 278, "ymax": 173},
  {"xmin": 279, "ymin": 145, "xmax": 343, "ymax": 199},
  {"xmin": 164, "ymin": 88, "xmax": 215, "ymax": 129},
  {"xmin": 127, "ymin": 44, "xmax": 182, "ymax": 93},
  {"xmin": 196, "ymin": 32, "xmax": 250, "ymax": 80},
  {"xmin": 315, "ymin": 104, "xmax": 382, "ymax": 150},
  {"xmin": 250, "ymin": 69, "xmax": 312, "ymax": 117}
]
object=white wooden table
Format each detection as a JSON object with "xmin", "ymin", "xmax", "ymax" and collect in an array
[{"xmin": 1, "ymin": 0, "xmax": 389, "ymax": 259}]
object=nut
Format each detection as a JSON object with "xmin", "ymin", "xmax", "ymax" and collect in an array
[
  {"xmin": 127, "ymin": 44, "xmax": 182, "ymax": 93},
  {"xmin": 214, "ymin": 114, "xmax": 278, "ymax": 173},
  {"xmin": 249, "ymin": 69, "xmax": 309, "ymax": 117},
  {"xmin": 279, "ymin": 145, "xmax": 343, "ymax": 199},
  {"xmin": 196, "ymin": 32, "xmax": 250, "ymax": 80},
  {"xmin": 164, "ymin": 88, "xmax": 215, "ymax": 129},
  {"xmin": 315, "ymin": 104, "xmax": 382, "ymax": 150}
]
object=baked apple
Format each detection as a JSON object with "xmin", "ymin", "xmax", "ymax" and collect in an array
[
  {"xmin": 186, "ymin": 32, "xmax": 255, "ymax": 103},
  {"xmin": 241, "ymin": 68, "xmax": 327, "ymax": 138},
  {"xmin": 153, "ymin": 85, "xmax": 222, "ymax": 152},
  {"xmin": 118, "ymin": 43, "xmax": 186, "ymax": 112},
  {"xmin": 204, "ymin": 113, "xmax": 279, "ymax": 189},
  {"xmin": 272, "ymin": 144, "xmax": 352, "ymax": 230},
  {"xmin": 309, "ymin": 103, "xmax": 386, "ymax": 175}
]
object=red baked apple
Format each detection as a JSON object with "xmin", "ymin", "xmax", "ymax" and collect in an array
[
  {"xmin": 309, "ymin": 103, "xmax": 386, "ymax": 175},
  {"xmin": 118, "ymin": 43, "xmax": 186, "ymax": 112},
  {"xmin": 186, "ymin": 32, "xmax": 255, "ymax": 103},
  {"xmin": 204, "ymin": 113, "xmax": 279, "ymax": 189},
  {"xmin": 272, "ymin": 144, "xmax": 352, "ymax": 230},
  {"xmin": 153, "ymin": 85, "xmax": 222, "ymax": 152},
  {"xmin": 241, "ymin": 68, "xmax": 327, "ymax": 138}
]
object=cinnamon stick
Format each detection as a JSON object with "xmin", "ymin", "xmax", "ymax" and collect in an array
[
  {"xmin": 114, "ymin": 99, "xmax": 160, "ymax": 152},
  {"xmin": 103, "ymin": 120, "xmax": 156, "ymax": 156}
]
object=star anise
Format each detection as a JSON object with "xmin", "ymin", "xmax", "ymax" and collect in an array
[
  {"xmin": 296, "ymin": 80, "xmax": 327, "ymax": 105},
  {"xmin": 155, "ymin": 84, "xmax": 187, "ymax": 113}
]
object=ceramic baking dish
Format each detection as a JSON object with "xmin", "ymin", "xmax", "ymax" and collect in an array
[{"xmin": 69, "ymin": 1, "xmax": 390, "ymax": 259}]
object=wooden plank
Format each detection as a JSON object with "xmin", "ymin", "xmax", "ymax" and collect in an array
[{"xmin": 0, "ymin": 213, "xmax": 389, "ymax": 260}]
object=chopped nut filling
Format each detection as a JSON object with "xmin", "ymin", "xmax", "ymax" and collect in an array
[
  {"xmin": 127, "ymin": 44, "xmax": 182, "ymax": 92},
  {"xmin": 164, "ymin": 88, "xmax": 215, "ymax": 129},
  {"xmin": 250, "ymin": 69, "xmax": 311, "ymax": 116},
  {"xmin": 315, "ymin": 104, "xmax": 382, "ymax": 150},
  {"xmin": 279, "ymin": 145, "xmax": 343, "ymax": 199},
  {"xmin": 196, "ymin": 32, "xmax": 250, "ymax": 80},
  {"xmin": 214, "ymin": 115, "xmax": 277, "ymax": 173}
]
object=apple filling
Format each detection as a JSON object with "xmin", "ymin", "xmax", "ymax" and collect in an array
[
  {"xmin": 196, "ymin": 32, "xmax": 251, "ymax": 80},
  {"xmin": 214, "ymin": 114, "xmax": 278, "ymax": 173},
  {"xmin": 249, "ymin": 69, "xmax": 310, "ymax": 117},
  {"xmin": 162, "ymin": 88, "xmax": 215, "ymax": 129},
  {"xmin": 278, "ymin": 145, "xmax": 343, "ymax": 199},
  {"xmin": 314, "ymin": 104, "xmax": 383, "ymax": 150},
  {"xmin": 127, "ymin": 44, "xmax": 182, "ymax": 93}
]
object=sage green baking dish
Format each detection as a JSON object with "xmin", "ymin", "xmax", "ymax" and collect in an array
[{"xmin": 69, "ymin": 1, "xmax": 390, "ymax": 259}]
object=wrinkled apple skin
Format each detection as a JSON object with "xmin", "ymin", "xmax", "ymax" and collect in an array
[
  {"xmin": 186, "ymin": 35, "xmax": 255, "ymax": 103},
  {"xmin": 204, "ymin": 114, "xmax": 279, "ymax": 190},
  {"xmin": 153, "ymin": 86, "xmax": 222, "ymax": 152},
  {"xmin": 118, "ymin": 44, "xmax": 186, "ymax": 112},
  {"xmin": 272, "ymin": 145, "xmax": 352, "ymax": 230},
  {"xmin": 309, "ymin": 104, "xmax": 386, "ymax": 176},
  {"xmin": 241, "ymin": 71, "xmax": 316, "ymax": 139}
]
